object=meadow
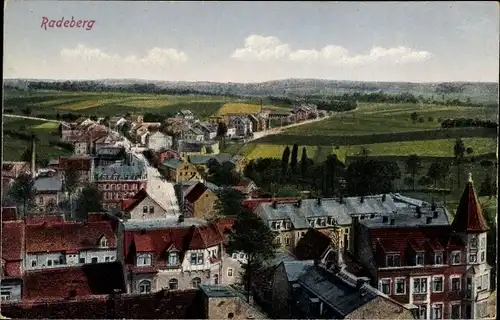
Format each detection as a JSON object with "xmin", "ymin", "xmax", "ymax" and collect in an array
[{"xmin": 217, "ymin": 103, "xmax": 262, "ymax": 115}]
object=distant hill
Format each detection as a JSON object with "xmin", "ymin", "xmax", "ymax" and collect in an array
[{"xmin": 3, "ymin": 78, "xmax": 498, "ymax": 104}]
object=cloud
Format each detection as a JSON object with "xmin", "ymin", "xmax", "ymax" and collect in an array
[
  {"xmin": 61, "ymin": 44, "xmax": 188, "ymax": 67},
  {"xmin": 232, "ymin": 35, "xmax": 432, "ymax": 65}
]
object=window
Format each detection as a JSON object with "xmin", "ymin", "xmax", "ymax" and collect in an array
[
  {"xmin": 275, "ymin": 237, "xmax": 281, "ymax": 245},
  {"xmin": 479, "ymin": 273, "xmax": 489, "ymax": 291},
  {"xmin": 414, "ymin": 278, "xmax": 428, "ymax": 294},
  {"xmin": 434, "ymin": 252, "xmax": 443, "ymax": 265},
  {"xmin": 380, "ymin": 279, "xmax": 391, "ymax": 294},
  {"xmin": 149, "ymin": 206, "xmax": 154, "ymax": 214},
  {"xmin": 431, "ymin": 304, "xmax": 443, "ymax": 320},
  {"xmin": 47, "ymin": 260, "xmax": 53, "ymax": 266},
  {"xmin": 469, "ymin": 253, "xmax": 477, "ymax": 263},
  {"xmin": 100, "ymin": 237, "xmax": 108, "ymax": 247},
  {"xmin": 450, "ymin": 277, "xmax": 461, "ymax": 291},
  {"xmin": 386, "ymin": 254, "xmax": 401, "ymax": 267},
  {"xmin": 451, "ymin": 251, "xmax": 461, "ymax": 265},
  {"xmin": 190, "ymin": 253, "xmax": 204, "ymax": 265},
  {"xmin": 124, "ymin": 184, "xmax": 129, "ymax": 190},
  {"xmin": 137, "ymin": 254, "xmax": 152, "ymax": 266},
  {"xmin": 31, "ymin": 260, "xmax": 37, "ymax": 267},
  {"xmin": 227, "ymin": 268, "xmax": 233, "ymax": 277},
  {"xmin": 91, "ymin": 257, "xmax": 98, "ymax": 264},
  {"xmin": 480, "ymin": 251, "xmax": 485, "ymax": 262},
  {"xmin": 214, "ymin": 274, "xmax": 219, "ymax": 285},
  {"xmin": 168, "ymin": 252, "xmax": 179, "ymax": 265},
  {"xmin": 285, "ymin": 237, "xmax": 290, "ymax": 245},
  {"xmin": 105, "ymin": 257, "xmax": 110, "ymax": 262},
  {"xmin": 192, "ymin": 277, "xmax": 201, "ymax": 288},
  {"xmin": 169, "ymin": 279, "xmax": 178, "ymax": 290},
  {"xmin": 415, "ymin": 253, "xmax": 424, "ymax": 266},
  {"xmin": 395, "ymin": 278, "xmax": 405, "ymax": 294},
  {"xmin": 432, "ymin": 276, "xmax": 444, "ymax": 292},
  {"xmin": 470, "ymin": 238, "xmax": 478, "ymax": 249},
  {"xmin": 1, "ymin": 290, "xmax": 11, "ymax": 301},
  {"xmin": 239, "ymin": 253, "xmax": 245, "ymax": 259},
  {"xmin": 232, "ymin": 253, "xmax": 237, "ymax": 259},
  {"xmin": 417, "ymin": 305, "xmax": 427, "ymax": 320},
  {"xmin": 116, "ymin": 184, "xmax": 121, "ymax": 191},
  {"xmin": 79, "ymin": 258, "xmax": 85, "ymax": 264},
  {"xmin": 450, "ymin": 303, "xmax": 461, "ymax": 319},
  {"xmin": 139, "ymin": 280, "xmax": 151, "ymax": 293}
]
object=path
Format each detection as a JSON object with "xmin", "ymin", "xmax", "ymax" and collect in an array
[
  {"xmin": 3, "ymin": 114, "xmax": 62, "ymax": 123},
  {"xmin": 249, "ymin": 114, "xmax": 331, "ymax": 142}
]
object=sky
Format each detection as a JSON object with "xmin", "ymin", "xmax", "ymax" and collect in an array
[{"xmin": 3, "ymin": 1, "xmax": 499, "ymax": 83}]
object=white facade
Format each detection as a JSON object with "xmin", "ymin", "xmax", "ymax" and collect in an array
[
  {"xmin": 146, "ymin": 131, "xmax": 172, "ymax": 152},
  {"xmin": 231, "ymin": 118, "xmax": 252, "ymax": 136},
  {"xmin": 74, "ymin": 141, "xmax": 89, "ymax": 155},
  {"xmin": 184, "ymin": 129, "xmax": 204, "ymax": 141},
  {"xmin": 225, "ymin": 127, "xmax": 236, "ymax": 138},
  {"xmin": 127, "ymin": 195, "xmax": 176, "ymax": 220},
  {"xmin": 25, "ymin": 248, "xmax": 117, "ymax": 270},
  {"xmin": 204, "ymin": 131, "xmax": 217, "ymax": 141}
]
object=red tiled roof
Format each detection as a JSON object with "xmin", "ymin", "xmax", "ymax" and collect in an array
[
  {"xmin": 121, "ymin": 189, "xmax": 150, "ymax": 211},
  {"xmin": 25, "ymin": 221, "xmax": 116, "ymax": 253},
  {"xmin": 58, "ymin": 156, "xmax": 92, "ymax": 171},
  {"xmin": 214, "ymin": 216, "xmax": 236, "ymax": 235},
  {"xmin": 243, "ymin": 197, "xmax": 301, "ymax": 211},
  {"xmin": 1, "ymin": 221, "xmax": 25, "ymax": 278},
  {"xmin": 23, "ymin": 262, "xmax": 126, "ymax": 301},
  {"xmin": 451, "ymin": 179, "xmax": 490, "ymax": 233},
  {"xmin": 25, "ymin": 215, "xmax": 65, "ymax": 225},
  {"xmin": 185, "ymin": 183, "xmax": 208, "ymax": 203},
  {"xmin": 1, "ymin": 207, "xmax": 18, "ymax": 221},
  {"xmin": 295, "ymin": 228, "xmax": 332, "ymax": 260},
  {"xmin": 133, "ymin": 234, "xmax": 156, "ymax": 252}
]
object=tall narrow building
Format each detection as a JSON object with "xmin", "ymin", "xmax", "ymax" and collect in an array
[{"xmin": 451, "ymin": 173, "xmax": 492, "ymax": 319}]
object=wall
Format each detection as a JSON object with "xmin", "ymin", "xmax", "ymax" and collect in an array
[
  {"xmin": 206, "ymin": 295, "xmax": 266, "ymax": 319},
  {"xmin": 353, "ymin": 223, "xmax": 378, "ymax": 278},
  {"xmin": 222, "ymin": 254, "xmax": 245, "ymax": 285},
  {"xmin": 345, "ymin": 296, "xmax": 415, "ymax": 320},
  {"xmin": 25, "ymin": 249, "xmax": 117, "ymax": 270},
  {"xmin": 128, "ymin": 196, "xmax": 175, "ymax": 220},
  {"xmin": 271, "ymin": 263, "xmax": 292, "ymax": 319},
  {"xmin": 192, "ymin": 189, "xmax": 217, "ymax": 219}
]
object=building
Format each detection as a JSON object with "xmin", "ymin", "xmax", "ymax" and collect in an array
[
  {"xmin": 146, "ymin": 131, "xmax": 173, "ymax": 152},
  {"xmin": 233, "ymin": 178, "xmax": 259, "ymax": 198},
  {"xmin": 59, "ymin": 122, "xmax": 81, "ymax": 142},
  {"xmin": 247, "ymin": 114, "xmax": 268, "ymax": 132},
  {"xmin": 121, "ymin": 189, "xmax": 177, "ymax": 220},
  {"xmin": 73, "ymin": 130, "xmax": 108, "ymax": 155},
  {"xmin": 187, "ymin": 154, "xmax": 240, "ymax": 174},
  {"xmin": 271, "ymin": 257, "xmax": 415, "ymax": 319},
  {"xmin": 24, "ymin": 217, "xmax": 118, "ymax": 270},
  {"xmin": 193, "ymin": 122, "xmax": 218, "ymax": 141},
  {"xmin": 182, "ymin": 127, "xmax": 205, "ymax": 141},
  {"xmin": 58, "ymin": 155, "xmax": 92, "ymax": 182},
  {"xmin": 183, "ymin": 182, "xmax": 218, "ymax": 219},
  {"xmin": 159, "ymin": 149, "xmax": 181, "ymax": 162},
  {"xmin": 94, "ymin": 146, "xmax": 127, "ymax": 166},
  {"xmin": 162, "ymin": 158, "xmax": 202, "ymax": 183},
  {"xmin": 226, "ymin": 126, "xmax": 236, "ymax": 138},
  {"xmin": 108, "ymin": 116, "xmax": 127, "ymax": 129},
  {"xmin": 175, "ymin": 109, "xmax": 195, "ymax": 121},
  {"xmin": 178, "ymin": 140, "xmax": 220, "ymax": 157},
  {"xmin": 120, "ymin": 217, "xmax": 224, "ymax": 293},
  {"xmin": 33, "ymin": 170, "xmax": 65, "ymax": 212},
  {"xmin": 94, "ymin": 153, "xmax": 148, "ymax": 209},
  {"xmin": 93, "ymin": 133, "xmax": 123, "ymax": 153},
  {"xmin": 353, "ymin": 176, "xmax": 492, "ymax": 320},
  {"xmin": 1, "ymin": 220, "xmax": 25, "ymax": 302},
  {"xmin": 1, "ymin": 161, "xmax": 30, "ymax": 190},
  {"xmin": 230, "ymin": 117, "xmax": 252, "ymax": 136}
]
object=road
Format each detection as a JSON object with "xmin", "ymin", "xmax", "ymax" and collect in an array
[
  {"xmin": 249, "ymin": 115, "xmax": 331, "ymax": 142},
  {"xmin": 3, "ymin": 114, "xmax": 63, "ymax": 123}
]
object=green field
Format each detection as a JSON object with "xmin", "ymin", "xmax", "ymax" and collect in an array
[{"xmin": 3, "ymin": 90, "xmax": 252, "ymax": 119}]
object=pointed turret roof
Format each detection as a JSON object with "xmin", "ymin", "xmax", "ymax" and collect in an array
[{"xmin": 451, "ymin": 173, "xmax": 489, "ymax": 233}]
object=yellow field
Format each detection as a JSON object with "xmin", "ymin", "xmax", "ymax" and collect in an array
[
  {"xmin": 56, "ymin": 98, "xmax": 128, "ymax": 110},
  {"xmin": 32, "ymin": 122, "xmax": 60, "ymax": 129},
  {"xmin": 217, "ymin": 103, "xmax": 261, "ymax": 115}
]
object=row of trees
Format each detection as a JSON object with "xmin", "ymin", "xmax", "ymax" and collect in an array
[{"xmin": 441, "ymin": 118, "xmax": 498, "ymax": 129}]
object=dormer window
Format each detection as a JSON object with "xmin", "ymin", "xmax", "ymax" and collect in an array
[
  {"xmin": 100, "ymin": 237, "xmax": 109, "ymax": 248},
  {"xmin": 386, "ymin": 254, "xmax": 401, "ymax": 267},
  {"xmin": 451, "ymin": 251, "xmax": 461, "ymax": 265},
  {"xmin": 415, "ymin": 253, "xmax": 425, "ymax": 266},
  {"xmin": 434, "ymin": 252, "xmax": 443, "ymax": 265},
  {"xmin": 308, "ymin": 219, "xmax": 315, "ymax": 227},
  {"xmin": 137, "ymin": 253, "xmax": 152, "ymax": 266},
  {"xmin": 168, "ymin": 251, "xmax": 179, "ymax": 266}
]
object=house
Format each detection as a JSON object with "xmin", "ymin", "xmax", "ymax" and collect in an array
[
  {"xmin": 121, "ymin": 217, "xmax": 225, "ymax": 293},
  {"xmin": 1, "ymin": 285, "xmax": 264, "ymax": 319},
  {"xmin": 292, "ymin": 106, "xmax": 315, "ymax": 122},
  {"xmin": 233, "ymin": 178, "xmax": 259, "ymax": 198},
  {"xmin": 243, "ymin": 197, "xmax": 301, "ymax": 211},
  {"xmin": 59, "ymin": 122, "xmax": 81, "ymax": 142},
  {"xmin": 183, "ymin": 182, "xmax": 218, "ymax": 219},
  {"xmin": 226, "ymin": 126, "xmax": 237, "ymax": 138},
  {"xmin": 93, "ymin": 154, "xmax": 148, "ymax": 209},
  {"xmin": 175, "ymin": 110, "xmax": 195, "ymax": 121},
  {"xmin": 178, "ymin": 140, "xmax": 220, "ymax": 157},
  {"xmin": 146, "ymin": 131, "xmax": 173, "ymax": 151},
  {"xmin": 58, "ymin": 155, "xmax": 92, "ymax": 182},
  {"xmin": 247, "ymin": 114, "xmax": 268, "ymax": 132},
  {"xmin": 73, "ymin": 130, "xmax": 108, "ymax": 155},
  {"xmin": 182, "ymin": 127, "xmax": 205, "ymax": 141},
  {"xmin": 94, "ymin": 146, "xmax": 127, "ymax": 166},
  {"xmin": 271, "ymin": 257, "xmax": 415, "ymax": 319},
  {"xmin": 162, "ymin": 159, "xmax": 201, "ymax": 183},
  {"xmin": 134, "ymin": 123, "xmax": 162, "ymax": 138},
  {"xmin": 2, "ymin": 161, "xmax": 30, "ymax": 190},
  {"xmin": 353, "ymin": 176, "xmax": 492, "ymax": 320},
  {"xmin": 129, "ymin": 114, "xmax": 144, "ymax": 125},
  {"xmin": 22, "ymin": 262, "xmax": 125, "ymax": 301},
  {"xmin": 93, "ymin": 133, "xmax": 123, "ymax": 153},
  {"xmin": 121, "ymin": 189, "xmax": 177, "ymax": 220},
  {"xmin": 230, "ymin": 117, "xmax": 252, "ymax": 136},
  {"xmin": 193, "ymin": 122, "xmax": 218, "ymax": 140},
  {"xmin": 109, "ymin": 116, "xmax": 127, "ymax": 130},
  {"xmin": 24, "ymin": 217, "xmax": 118, "ymax": 270},
  {"xmin": 33, "ymin": 170, "xmax": 65, "ymax": 212},
  {"xmin": 1, "ymin": 220, "xmax": 25, "ymax": 302},
  {"xmin": 159, "ymin": 149, "xmax": 181, "ymax": 162}
]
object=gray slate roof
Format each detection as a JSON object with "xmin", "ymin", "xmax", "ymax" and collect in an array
[
  {"xmin": 282, "ymin": 260, "xmax": 315, "ymax": 282},
  {"xmin": 34, "ymin": 173, "xmax": 63, "ymax": 192},
  {"xmin": 163, "ymin": 158, "xmax": 185, "ymax": 169},
  {"xmin": 122, "ymin": 216, "xmax": 207, "ymax": 230},
  {"xmin": 188, "ymin": 154, "xmax": 235, "ymax": 165}
]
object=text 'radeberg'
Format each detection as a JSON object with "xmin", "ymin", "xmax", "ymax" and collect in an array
[{"xmin": 41, "ymin": 17, "xmax": 96, "ymax": 31}]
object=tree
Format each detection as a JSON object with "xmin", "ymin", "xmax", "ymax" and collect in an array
[
  {"xmin": 74, "ymin": 183, "xmax": 103, "ymax": 221},
  {"xmin": 281, "ymin": 146, "xmax": 290, "ymax": 176},
  {"xmin": 226, "ymin": 208, "xmax": 278, "ymax": 302},
  {"xmin": 207, "ymin": 161, "xmax": 241, "ymax": 187},
  {"xmin": 466, "ymin": 147, "xmax": 474, "ymax": 155},
  {"xmin": 214, "ymin": 187, "xmax": 245, "ymax": 216},
  {"xmin": 300, "ymin": 147, "xmax": 309, "ymax": 177},
  {"xmin": 479, "ymin": 174, "xmax": 497, "ymax": 198},
  {"xmin": 427, "ymin": 160, "xmax": 450, "ymax": 188},
  {"xmin": 8, "ymin": 173, "xmax": 36, "ymax": 217},
  {"xmin": 453, "ymin": 138, "xmax": 466, "ymax": 188},
  {"xmin": 20, "ymin": 146, "xmax": 32, "ymax": 163},
  {"xmin": 410, "ymin": 112, "xmax": 418, "ymax": 122},
  {"xmin": 275, "ymin": 185, "xmax": 302, "ymax": 197},
  {"xmin": 290, "ymin": 144, "xmax": 299, "ymax": 173},
  {"xmin": 324, "ymin": 154, "xmax": 345, "ymax": 196},
  {"xmin": 405, "ymin": 154, "xmax": 422, "ymax": 191},
  {"xmin": 216, "ymin": 121, "xmax": 228, "ymax": 138},
  {"xmin": 358, "ymin": 146, "xmax": 370, "ymax": 158},
  {"xmin": 63, "ymin": 164, "xmax": 81, "ymax": 216}
]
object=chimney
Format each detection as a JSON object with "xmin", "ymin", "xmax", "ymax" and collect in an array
[
  {"xmin": 382, "ymin": 216, "xmax": 388, "ymax": 223},
  {"xmin": 426, "ymin": 217, "xmax": 432, "ymax": 224},
  {"xmin": 296, "ymin": 199, "xmax": 302, "ymax": 208},
  {"xmin": 339, "ymin": 196, "xmax": 344, "ymax": 204},
  {"xmin": 431, "ymin": 199, "xmax": 436, "ymax": 211},
  {"xmin": 433, "ymin": 211, "xmax": 439, "ymax": 219},
  {"xmin": 178, "ymin": 214, "xmax": 185, "ymax": 223},
  {"xmin": 382, "ymin": 194, "xmax": 387, "ymax": 202},
  {"xmin": 317, "ymin": 198, "xmax": 322, "ymax": 206},
  {"xmin": 390, "ymin": 218, "xmax": 395, "ymax": 225},
  {"xmin": 360, "ymin": 196, "xmax": 365, "ymax": 203},
  {"xmin": 272, "ymin": 201, "xmax": 277, "ymax": 209},
  {"xmin": 31, "ymin": 137, "xmax": 36, "ymax": 178},
  {"xmin": 416, "ymin": 206, "xmax": 421, "ymax": 214}
]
